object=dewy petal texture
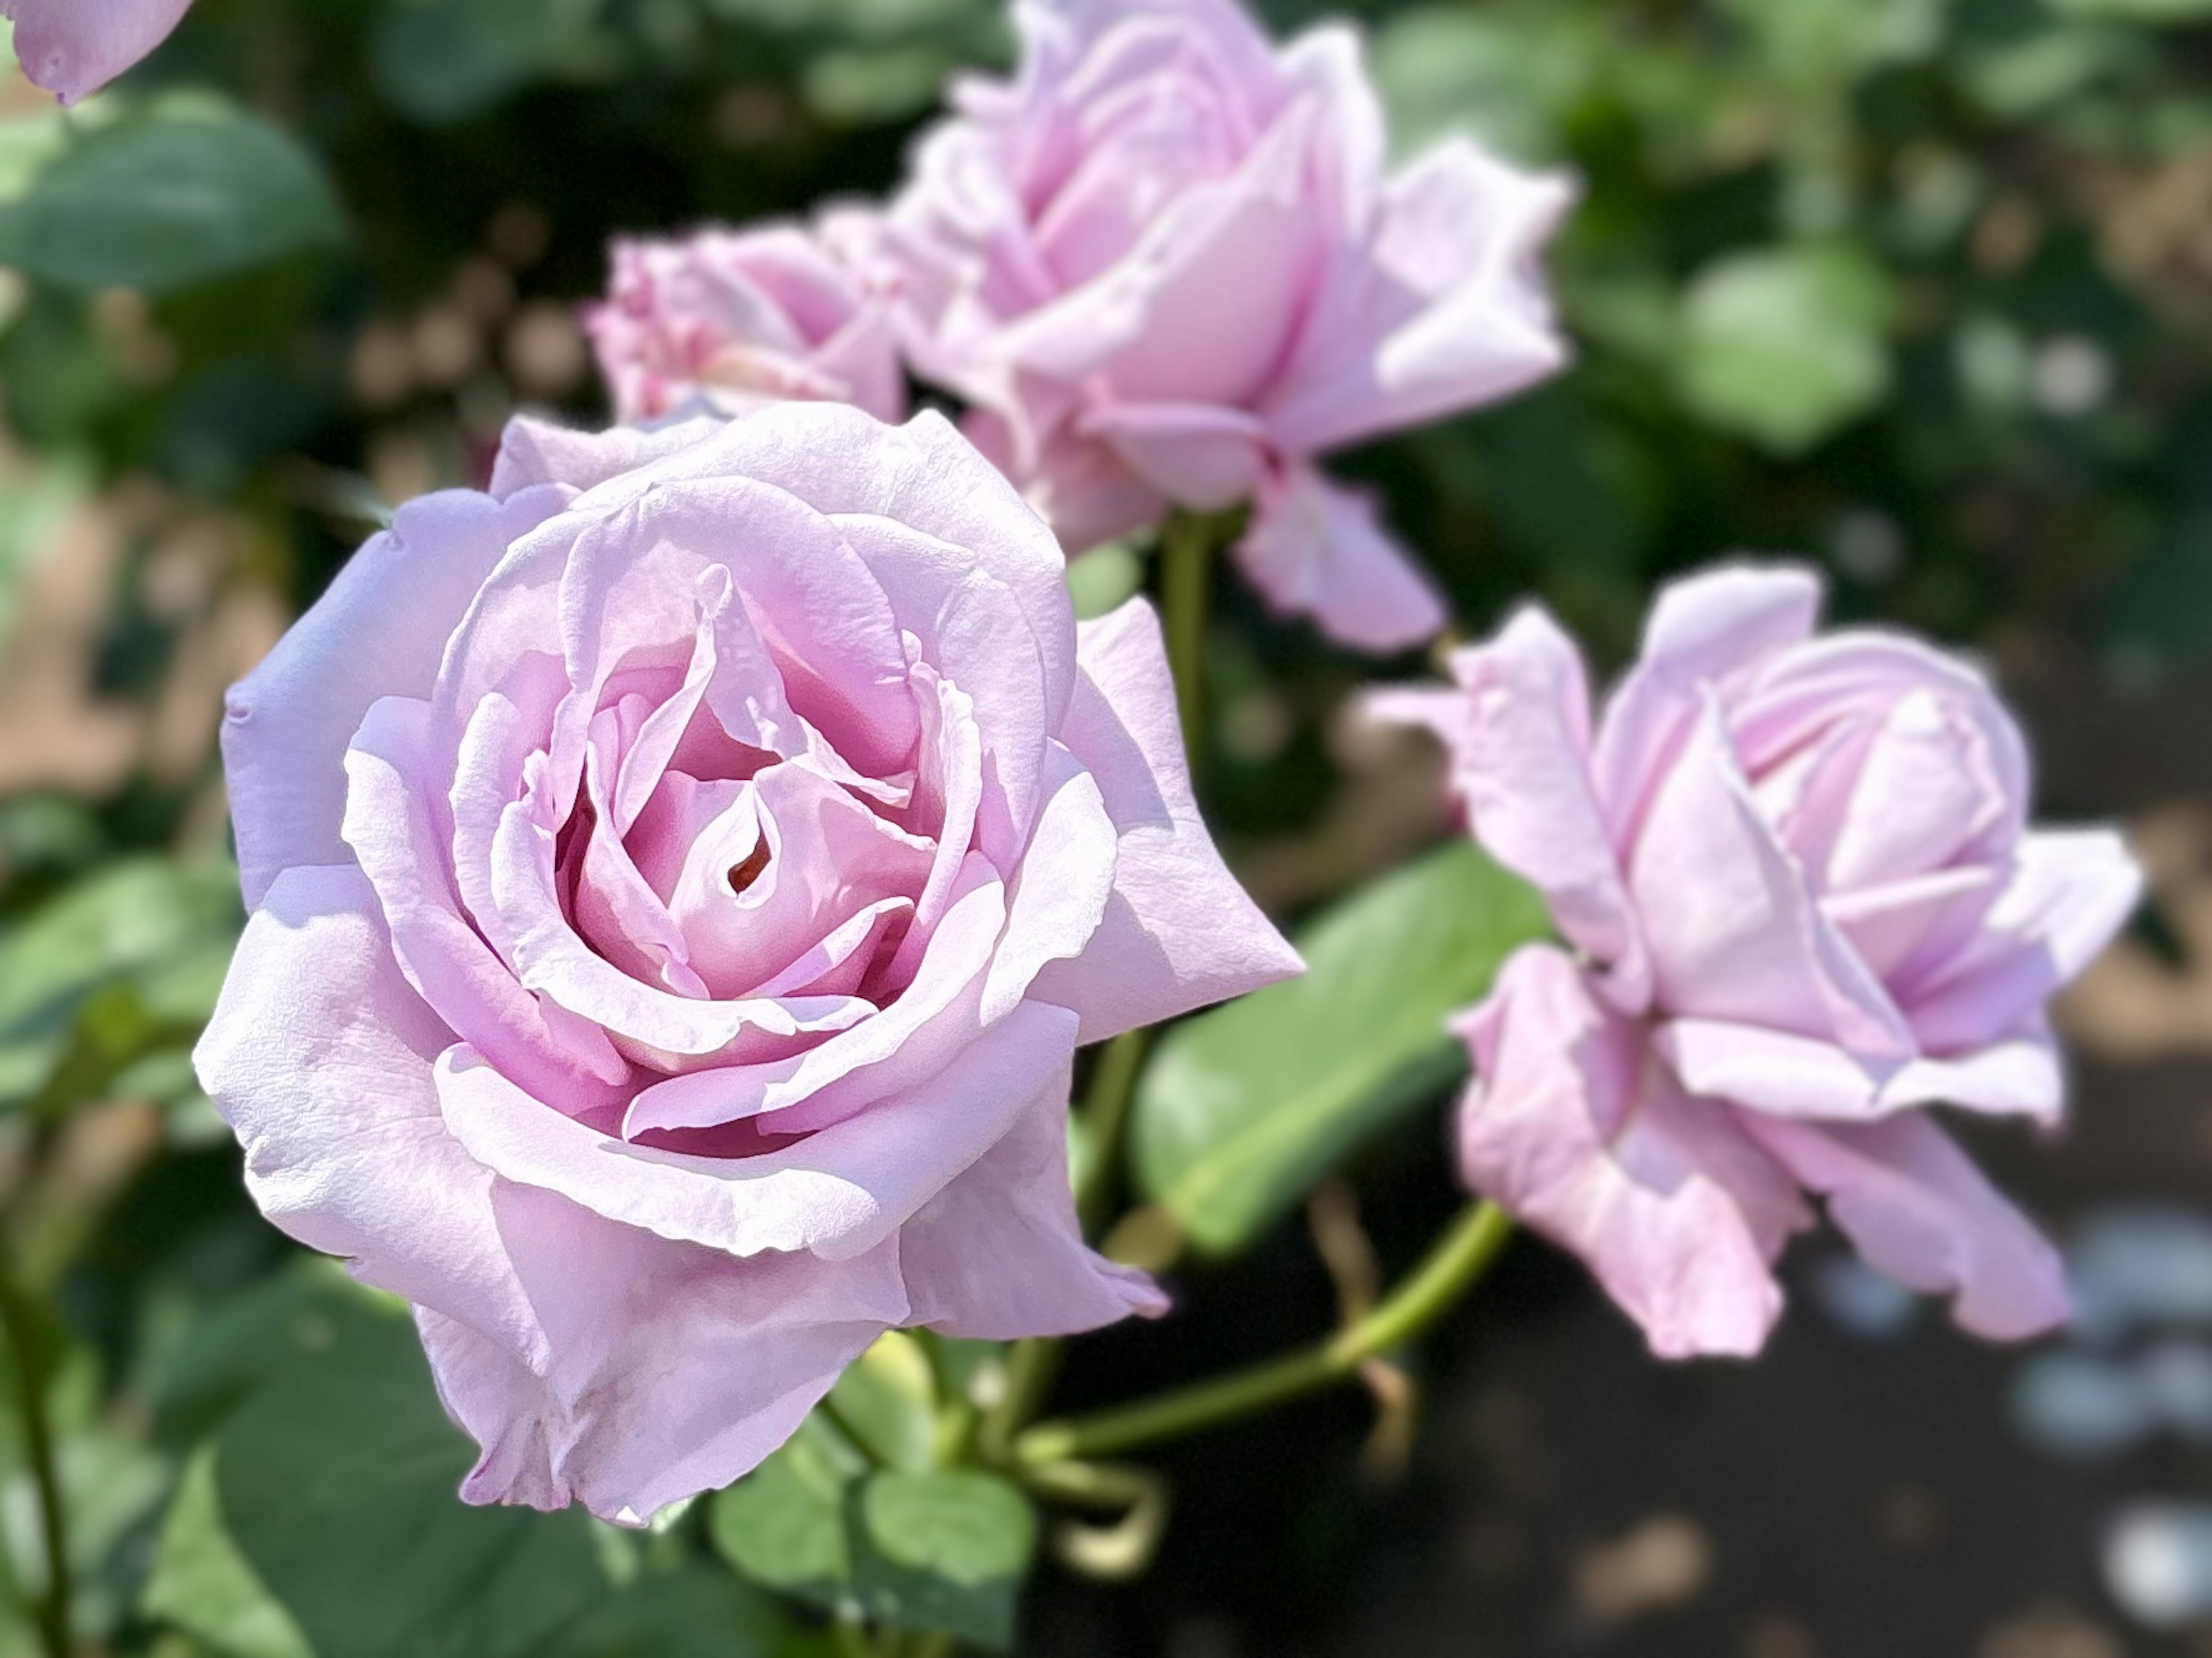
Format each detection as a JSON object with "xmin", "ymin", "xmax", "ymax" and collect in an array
[
  {"xmin": 877, "ymin": 0, "xmax": 1571, "ymax": 652},
  {"xmin": 196, "ymin": 402, "xmax": 1298, "ymax": 1524},
  {"xmin": 6, "ymin": 0, "xmax": 194, "ymax": 103},
  {"xmin": 1379, "ymin": 560, "xmax": 2140, "ymax": 1356}
]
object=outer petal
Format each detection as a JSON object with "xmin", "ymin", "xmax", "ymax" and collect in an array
[
  {"xmin": 1743, "ymin": 1113, "xmax": 2070, "ymax": 1340},
  {"xmin": 1903, "ymin": 828, "xmax": 2143, "ymax": 1053},
  {"xmin": 1263, "ymin": 137, "xmax": 1573, "ymax": 454},
  {"xmin": 1590, "ymin": 563, "xmax": 1823, "ymax": 847},
  {"xmin": 1657, "ymin": 1018, "xmax": 2065, "ymax": 1125},
  {"xmin": 1628, "ymin": 695, "xmax": 1915, "ymax": 1058},
  {"xmin": 224, "ymin": 487, "xmax": 564, "ymax": 909},
  {"xmin": 487, "ymin": 413, "xmax": 724, "ymax": 501},
  {"xmin": 1459, "ymin": 945, "xmax": 1810, "ymax": 1359},
  {"xmin": 1367, "ymin": 606, "xmax": 1640, "ymax": 995},
  {"xmin": 191, "ymin": 864, "xmax": 545, "ymax": 1365},
  {"xmin": 1234, "ymin": 465, "xmax": 1446, "ymax": 653},
  {"xmin": 1030, "ymin": 598, "xmax": 1302, "ymax": 1041},
  {"xmin": 897, "ymin": 1051, "xmax": 1168, "ymax": 1337},
  {"xmin": 6, "ymin": 0, "xmax": 193, "ymax": 102},
  {"xmin": 440, "ymin": 1001, "xmax": 1082, "ymax": 1263},
  {"xmin": 419, "ymin": 1185, "xmax": 908, "ymax": 1525}
]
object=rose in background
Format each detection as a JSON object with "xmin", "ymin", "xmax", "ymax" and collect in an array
[
  {"xmin": 194, "ymin": 403, "xmax": 1300, "ymax": 1523},
  {"xmin": 873, "ymin": 0, "xmax": 1573, "ymax": 654},
  {"xmin": 1377, "ymin": 566, "xmax": 2141, "ymax": 1357},
  {"xmin": 3, "ymin": 0, "xmax": 192, "ymax": 101},
  {"xmin": 584, "ymin": 215, "xmax": 907, "ymax": 426}
]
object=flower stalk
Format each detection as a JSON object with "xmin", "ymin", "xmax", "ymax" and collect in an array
[
  {"xmin": 1010, "ymin": 1201, "xmax": 1513, "ymax": 1466},
  {"xmin": 0, "ymin": 1236, "xmax": 70, "ymax": 1658}
]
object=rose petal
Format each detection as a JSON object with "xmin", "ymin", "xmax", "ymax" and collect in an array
[
  {"xmin": 1031, "ymin": 598, "xmax": 1303, "ymax": 1041},
  {"xmin": 224, "ymin": 487, "xmax": 565, "ymax": 909},
  {"xmin": 902, "ymin": 1073, "xmax": 1168, "ymax": 1338},
  {"xmin": 6, "ymin": 0, "xmax": 194, "ymax": 102},
  {"xmin": 191, "ymin": 864, "xmax": 547, "ymax": 1365},
  {"xmin": 1458, "ymin": 945, "xmax": 1810, "ymax": 1359},
  {"xmin": 1234, "ymin": 465, "xmax": 1446, "ymax": 653},
  {"xmin": 1367, "ymin": 605, "xmax": 1639, "ymax": 996},
  {"xmin": 1743, "ymin": 1113, "xmax": 2070, "ymax": 1340},
  {"xmin": 440, "ymin": 999, "xmax": 1080, "ymax": 1262}
]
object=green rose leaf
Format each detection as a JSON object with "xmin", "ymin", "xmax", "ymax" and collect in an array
[
  {"xmin": 851, "ymin": 1470, "xmax": 1036, "ymax": 1653},
  {"xmin": 709, "ymin": 1413, "xmax": 869, "ymax": 1610},
  {"xmin": 1131, "ymin": 840, "xmax": 1550, "ymax": 1255},
  {"xmin": 0, "ymin": 104, "xmax": 344, "ymax": 295}
]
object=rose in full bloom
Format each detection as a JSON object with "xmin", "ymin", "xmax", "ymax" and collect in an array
[
  {"xmin": 5, "ymin": 0, "xmax": 192, "ymax": 101},
  {"xmin": 877, "ymin": 0, "xmax": 1572, "ymax": 654},
  {"xmin": 1375, "ymin": 564, "xmax": 2141, "ymax": 1357},
  {"xmin": 585, "ymin": 216, "xmax": 906, "ymax": 426},
  {"xmin": 194, "ymin": 404, "xmax": 1301, "ymax": 1522}
]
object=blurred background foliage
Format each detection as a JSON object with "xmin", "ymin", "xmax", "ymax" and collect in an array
[{"xmin": 4, "ymin": 0, "xmax": 2212, "ymax": 1653}]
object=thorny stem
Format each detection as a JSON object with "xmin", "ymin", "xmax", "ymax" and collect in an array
[{"xmin": 1011, "ymin": 1202, "xmax": 1513, "ymax": 1466}]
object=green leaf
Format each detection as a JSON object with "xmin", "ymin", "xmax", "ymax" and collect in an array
[
  {"xmin": 851, "ymin": 1471, "xmax": 1034, "ymax": 1653},
  {"xmin": 0, "ymin": 857, "xmax": 241, "ymax": 1113},
  {"xmin": 709, "ymin": 1413, "xmax": 868, "ymax": 1609},
  {"xmin": 828, "ymin": 1332, "xmax": 938, "ymax": 1473},
  {"xmin": 1670, "ymin": 243, "xmax": 1896, "ymax": 456},
  {"xmin": 2047, "ymin": 0, "xmax": 2212, "ymax": 20},
  {"xmin": 370, "ymin": 0, "xmax": 604, "ymax": 125},
  {"xmin": 0, "ymin": 105, "xmax": 343, "ymax": 295},
  {"xmin": 535, "ymin": 1560, "xmax": 787, "ymax": 1658},
  {"xmin": 1131, "ymin": 841, "xmax": 1550, "ymax": 1256},
  {"xmin": 143, "ymin": 1270, "xmax": 607, "ymax": 1658}
]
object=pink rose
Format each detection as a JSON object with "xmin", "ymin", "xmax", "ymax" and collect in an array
[
  {"xmin": 1376, "ymin": 565, "xmax": 2141, "ymax": 1356},
  {"xmin": 5, "ymin": 0, "xmax": 192, "ymax": 101},
  {"xmin": 194, "ymin": 404, "xmax": 1300, "ymax": 1522},
  {"xmin": 584, "ymin": 215, "xmax": 906, "ymax": 426},
  {"xmin": 878, "ymin": 0, "xmax": 1573, "ymax": 653}
]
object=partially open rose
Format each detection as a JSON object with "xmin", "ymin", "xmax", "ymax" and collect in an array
[
  {"xmin": 195, "ymin": 404, "xmax": 1300, "ymax": 1522},
  {"xmin": 1378, "ymin": 565, "xmax": 2140, "ymax": 1356},
  {"xmin": 585, "ymin": 215, "xmax": 906, "ymax": 426},
  {"xmin": 877, "ymin": 0, "xmax": 1571, "ymax": 653}
]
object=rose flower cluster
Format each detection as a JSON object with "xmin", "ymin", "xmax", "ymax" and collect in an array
[{"xmin": 141, "ymin": 0, "xmax": 2139, "ymax": 1528}]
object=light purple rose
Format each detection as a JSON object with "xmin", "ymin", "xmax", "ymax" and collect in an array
[
  {"xmin": 194, "ymin": 404, "xmax": 1300, "ymax": 1522},
  {"xmin": 1376, "ymin": 565, "xmax": 2141, "ymax": 1357},
  {"xmin": 584, "ymin": 215, "xmax": 907, "ymax": 427},
  {"xmin": 878, "ymin": 0, "xmax": 1573, "ymax": 654},
  {"xmin": 5, "ymin": 0, "xmax": 192, "ymax": 101}
]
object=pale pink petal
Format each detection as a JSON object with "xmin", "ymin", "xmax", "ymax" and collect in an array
[
  {"xmin": 6, "ymin": 0, "xmax": 192, "ymax": 102},
  {"xmin": 343, "ymin": 696, "xmax": 631, "ymax": 1105},
  {"xmin": 1629, "ymin": 695, "xmax": 1915, "ymax": 1057},
  {"xmin": 1233, "ymin": 465, "xmax": 1446, "ymax": 652},
  {"xmin": 1264, "ymin": 137, "xmax": 1572, "ymax": 454},
  {"xmin": 1744, "ymin": 1113, "xmax": 2070, "ymax": 1340},
  {"xmin": 1031, "ymin": 598, "xmax": 1302, "ymax": 1041},
  {"xmin": 903, "ymin": 1079, "xmax": 1168, "ymax": 1338},
  {"xmin": 1903, "ymin": 829, "xmax": 2142, "ymax": 1052},
  {"xmin": 191, "ymin": 865, "xmax": 547, "ymax": 1364},
  {"xmin": 224, "ymin": 487, "xmax": 565, "ymax": 908},
  {"xmin": 1459, "ymin": 946, "xmax": 1810, "ymax": 1359},
  {"xmin": 965, "ymin": 405, "xmax": 1167, "ymax": 557},
  {"xmin": 1590, "ymin": 563, "xmax": 1823, "ymax": 845},
  {"xmin": 418, "ymin": 1187, "xmax": 907, "ymax": 1524},
  {"xmin": 1082, "ymin": 402, "xmax": 1270, "ymax": 510},
  {"xmin": 1367, "ymin": 606, "xmax": 1639, "ymax": 993},
  {"xmin": 488, "ymin": 413, "xmax": 725, "ymax": 500},
  {"xmin": 1658, "ymin": 1016, "xmax": 2065, "ymax": 1124},
  {"xmin": 438, "ymin": 1001, "xmax": 1081, "ymax": 1263}
]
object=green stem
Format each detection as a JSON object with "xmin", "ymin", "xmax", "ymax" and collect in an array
[
  {"xmin": 1074, "ymin": 1029, "xmax": 1149, "ymax": 1235},
  {"xmin": 0, "ymin": 1238, "xmax": 69, "ymax": 1658},
  {"xmin": 1159, "ymin": 511, "xmax": 1215, "ymax": 768},
  {"xmin": 1012, "ymin": 1201, "xmax": 1513, "ymax": 1466},
  {"xmin": 976, "ymin": 1335, "xmax": 1060, "ymax": 1466}
]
